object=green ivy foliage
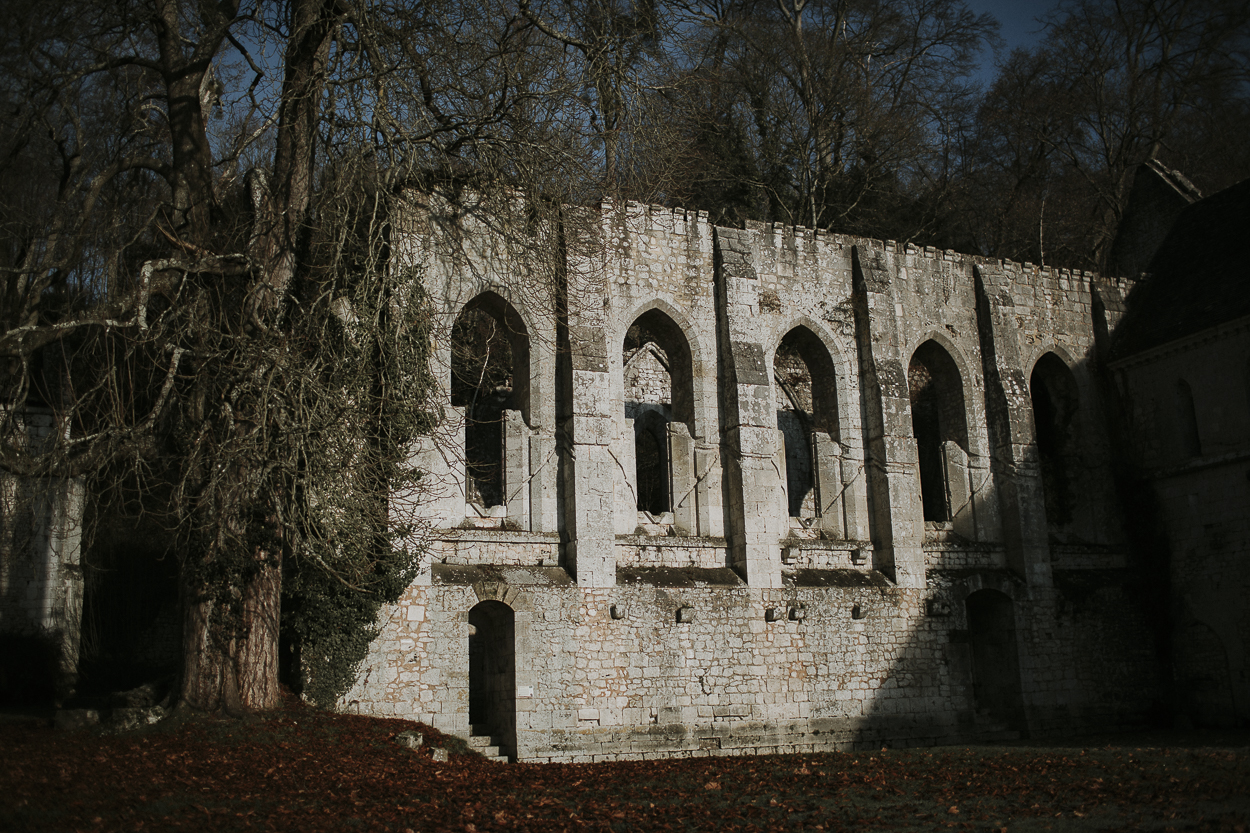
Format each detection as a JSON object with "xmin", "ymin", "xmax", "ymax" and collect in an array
[{"xmin": 277, "ymin": 190, "xmax": 437, "ymax": 708}]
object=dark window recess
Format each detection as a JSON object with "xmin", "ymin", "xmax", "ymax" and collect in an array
[
  {"xmin": 908, "ymin": 341, "xmax": 968, "ymax": 523},
  {"xmin": 774, "ymin": 327, "xmax": 839, "ymax": 519},
  {"xmin": 635, "ymin": 413, "xmax": 669, "ymax": 514},
  {"xmin": 623, "ymin": 309, "xmax": 695, "ymax": 514},
  {"xmin": 1176, "ymin": 379, "xmax": 1202, "ymax": 458},
  {"xmin": 1030, "ymin": 353, "xmax": 1080, "ymax": 527},
  {"xmin": 451, "ymin": 295, "xmax": 530, "ymax": 509}
]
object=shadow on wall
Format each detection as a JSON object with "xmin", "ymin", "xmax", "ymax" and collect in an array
[{"xmin": 849, "ymin": 283, "xmax": 1162, "ymax": 743}]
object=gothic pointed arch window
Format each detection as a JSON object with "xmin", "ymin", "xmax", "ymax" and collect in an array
[
  {"xmin": 622, "ymin": 309, "xmax": 694, "ymax": 514},
  {"xmin": 908, "ymin": 340, "xmax": 969, "ymax": 523},
  {"xmin": 1029, "ymin": 353, "xmax": 1081, "ymax": 527},
  {"xmin": 1176, "ymin": 378, "xmax": 1202, "ymax": 458},
  {"xmin": 774, "ymin": 327, "xmax": 839, "ymax": 519},
  {"xmin": 450, "ymin": 293, "xmax": 530, "ymax": 509}
]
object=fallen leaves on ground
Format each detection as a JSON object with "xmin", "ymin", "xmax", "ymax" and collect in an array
[{"xmin": 1, "ymin": 696, "xmax": 1247, "ymax": 832}]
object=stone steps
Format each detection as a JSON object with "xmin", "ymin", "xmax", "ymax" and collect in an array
[{"xmin": 468, "ymin": 726, "xmax": 510, "ymax": 762}]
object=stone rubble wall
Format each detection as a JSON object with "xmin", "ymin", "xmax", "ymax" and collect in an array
[{"xmin": 341, "ymin": 198, "xmax": 1161, "ymax": 760}]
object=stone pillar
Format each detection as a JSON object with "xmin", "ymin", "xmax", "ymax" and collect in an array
[
  {"xmin": 528, "ymin": 321, "xmax": 560, "ymax": 536},
  {"xmin": 561, "ymin": 211, "xmax": 617, "ymax": 587},
  {"xmin": 616, "ymin": 418, "xmax": 638, "ymax": 535},
  {"xmin": 714, "ymin": 226, "xmax": 783, "ymax": 588},
  {"xmin": 776, "ymin": 429, "xmax": 791, "ymax": 526},
  {"xmin": 693, "ymin": 443, "xmax": 724, "ymax": 538},
  {"xmin": 405, "ymin": 404, "xmax": 466, "ymax": 530},
  {"xmin": 850, "ymin": 245, "xmax": 925, "ymax": 588},
  {"xmin": 814, "ymin": 432, "xmax": 846, "ymax": 539},
  {"xmin": 841, "ymin": 447, "xmax": 871, "ymax": 542},
  {"xmin": 561, "ymin": 322, "xmax": 616, "ymax": 587},
  {"xmin": 529, "ymin": 432, "xmax": 559, "ymax": 533},
  {"xmin": 973, "ymin": 266, "xmax": 1051, "ymax": 587},
  {"xmin": 668, "ymin": 422, "xmax": 696, "ymax": 536},
  {"xmin": 504, "ymin": 410, "xmax": 530, "ymax": 530},
  {"xmin": 943, "ymin": 441, "xmax": 975, "ymax": 539}
]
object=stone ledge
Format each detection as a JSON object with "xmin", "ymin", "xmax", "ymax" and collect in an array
[
  {"xmin": 616, "ymin": 567, "xmax": 745, "ymax": 587},
  {"xmin": 782, "ymin": 568, "xmax": 892, "ymax": 588},
  {"xmin": 615, "ymin": 535, "xmax": 729, "ymax": 547},
  {"xmin": 435, "ymin": 529, "xmax": 562, "ymax": 544},
  {"xmin": 431, "ymin": 564, "xmax": 574, "ymax": 586}
]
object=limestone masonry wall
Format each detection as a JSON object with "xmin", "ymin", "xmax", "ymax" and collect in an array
[{"xmin": 344, "ymin": 199, "xmax": 1161, "ymax": 761}]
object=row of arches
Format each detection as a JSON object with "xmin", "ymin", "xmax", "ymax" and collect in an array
[{"xmin": 448, "ymin": 291, "xmax": 1089, "ymax": 534}]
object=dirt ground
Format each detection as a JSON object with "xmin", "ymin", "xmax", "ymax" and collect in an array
[{"xmin": 1, "ymin": 697, "xmax": 1246, "ymax": 832}]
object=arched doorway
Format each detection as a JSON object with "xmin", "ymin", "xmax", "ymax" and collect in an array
[
  {"xmin": 908, "ymin": 341, "xmax": 969, "ymax": 523},
  {"xmin": 468, "ymin": 601, "xmax": 516, "ymax": 757},
  {"xmin": 774, "ymin": 326, "xmax": 839, "ymax": 520},
  {"xmin": 966, "ymin": 589, "xmax": 1025, "ymax": 731}
]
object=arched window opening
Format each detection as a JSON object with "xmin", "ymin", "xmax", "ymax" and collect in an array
[
  {"xmin": 908, "ymin": 341, "xmax": 969, "ymax": 523},
  {"xmin": 634, "ymin": 411, "xmax": 669, "ymax": 514},
  {"xmin": 1176, "ymin": 379, "xmax": 1202, "ymax": 458},
  {"xmin": 468, "ymin": 601, "xmax": 516, "ymax": 758},
  {"xmin": 774, "ymin": 327, "xmax": 839, "ymax": 519},
  {"xmin": 451, "ymin": 295, "xmax": 530, "ymax": 509},
  {"xmin": 1029, "ymin": 353, "xmax": 1080, "ymax": 527},
  {"xmin": 965, "ymin": 589, "xmax": 1025, "ymax": 731},
  {"xmin": 623, "ymin": 309, "xmax": 694, "ymax": 514}
]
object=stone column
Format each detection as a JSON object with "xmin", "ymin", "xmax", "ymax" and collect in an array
[
  {"xmin": 668, "ymin": 422, "xmax": 697, "ymax": 536},
  {"xmin": 528, "ymin": 318, "xmax": 560, "ymax": 535},
  {"xmin": 561, "ymin": 213, "xmax": 617, "ymax": 587},
  {"xmin": 561, "ymin": 322, "xmax": 617, "ymax": 586},
  {"xmin": 529, "ymin": 432, "xmax": 559, "ymax": 534},
  {"xmin": 693, "ymin": 443, "xmax": 724, "ymax": 538},
  {"xmin": 714, "ymin": 226, "xmax": 783, "ymax": 588},
  {"xmin": 814, "ymin": 433, "xmax": 846, "ymax": 539},
  {"xmin": 504, "ymin": 410, "xmax": 530, "ymax": 530},
  {"xmin": 850, "ymin": 244, "xmax": 925, "ymax": 588},
  {"xmin": 973, "ymin": 266, "xmax": 1051, "ymax": 587},
  {"xmin": 943, "ymin": 440, "xmax": 974, "ymax": 540}
]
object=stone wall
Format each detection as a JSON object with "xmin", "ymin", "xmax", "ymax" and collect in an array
[
  {"xmin": 1111, "ymin": 318, "xmax": 1250, "ymax": 727},
  {"xmin": 0, "ymin": 407, "xmax": 86, "ymax": 692},
  {"xmin": 341, "ymin": 198, "xmax": 1162, "ymax": 760}
]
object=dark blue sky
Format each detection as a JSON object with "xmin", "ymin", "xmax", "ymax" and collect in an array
[{"xmin": 964, "ymin": 0, "xmax": 1059, "ymax": 83}]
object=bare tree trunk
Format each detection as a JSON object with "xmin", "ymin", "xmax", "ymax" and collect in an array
[
  {"xmin": 180, "ymin": 551, "xmax": 282, "ymax": 712},
  {"xmin": 177, "ymin": 0, "xmax": 341, "ymax": 713}
]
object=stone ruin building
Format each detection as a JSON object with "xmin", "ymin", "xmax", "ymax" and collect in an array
[
  {"xmin": 3, "ymin": 169, "xmax": 1246, "ymax": 759},
  {"xmin": 339, "ymin": 173, "xmax": 1249, "ymax": 762}
]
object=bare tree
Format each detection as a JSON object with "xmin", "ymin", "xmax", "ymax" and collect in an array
[
  {"xmin": 0, "ymin": 0, "xmax": 585, "ymax": 712},
  {"xmin": 654, "ymin": 0, "xmax": 997, "ymax": 238},
  {"xmin": 958, "ymin": 0, "xmax": 1250, "ymax": 269}
]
